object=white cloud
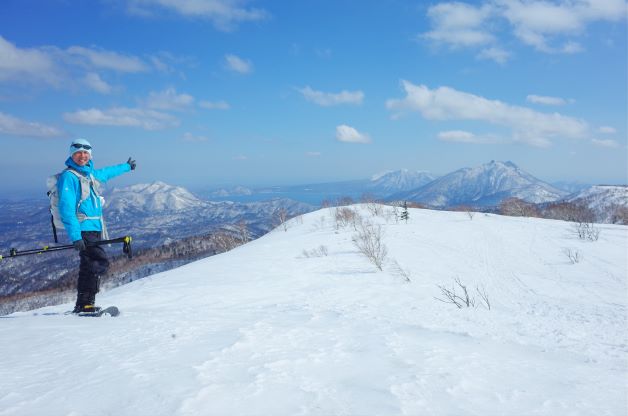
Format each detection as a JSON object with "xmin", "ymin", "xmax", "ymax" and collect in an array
[
  {"xmin": 224, "ymin": 54, "xmax": 253, "ymax": 74},
  {"xmin": 500, "ymin": 0, "xmax": 625, "ymax": 52},
  {"xmin": 526, "ymin": 94, "xmax": 569, "ymax": 106},
  {"xmin": 335, "ymin": 125, "xmax": 371, "ymax": 144},
  {"xmin": 199, "ymin": 100, "xmax": 230, "ymax": 110},
  {"xmin": 126, "ymin": 0, "xmax": 268, "ymax": 31},
  {"xmin": 561, "ymin": 41, "xmax": 584, "ymax": 53},
  {"xmin": 438, "ymin": 130, "xmax": 503, "ymax": 144},
  {"xmin": 0, "ymin": 111, "xmax": 65, "ymax": 138},
  {"xmin": 233, "ymin": 155, "xmax": 249, "ymax": 160},
  {"xmin": 148, "ymin": 51, "xmax": 194, "ymax": 76},
  {"xmin": 83, "ymin": 73, "xmax": 112, "ymax": 94},
  {"xmin": 306, "ymin": 151, "xmax": 321, "ymax": 157},
  {"xmin": 592, "ymin": 138, "xmax": 620, "ymax": 148},
  {"xmin": 476, "ymin": 47, "xmax": 511, "ymax": 64},
  {"xmin": 66, "ymin": 46, "xmax": 148, "ymax": 73},
  {"xmin": 387, "ymin": 80, "xmax": 589, "ymax": 147},
  {"xmin": 0, "ymin": 36, "xmax": 60, "ymax": 86},
  {"xmin": 0, "ymin": 35, "xmax": 156, "ymax": 91},
  {"xmin": 298, "ymin": 86, "xmax": 364, "ymax": 106},
  {"xmin": 421, "ymin": 2, "xmax": 496, "ymax": 48},
  {"xmin": 63, "ymin": 107, "xmax": 179, "ymax": 130},
  {"xmin": 146, "ymin": 88, "xmax": 194, "ymax": 111},
  {"xmin": 598, "ymin": 126, "xmax": 617, "ymax": 134},
  {"xmin": 182, "ymin": 132, "xmax": 209, "ymax": 142},
  {"xmin": 422, "ymin": 0, "xmax": 628, "ymax": 55}
]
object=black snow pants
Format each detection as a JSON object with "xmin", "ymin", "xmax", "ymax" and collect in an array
[{"xmin": 77, "ymin": 231, "xmax": 110, "ymax": 298}]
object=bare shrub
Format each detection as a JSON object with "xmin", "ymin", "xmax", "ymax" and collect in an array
[
  {"xmin": 367, "ymin": 203, "xmax": 384, "ymax": 217},
  {"xmin": 275, "ymin": 208, "xmax": 290, "ymax": 232},
  {"xmin": 237, "ymin": 220, "xmax": 250, "ymax": 243},
  {"xmin": 390, "ymin": 204, "xmax": 400, "ymax": 224},
  {"xmin": 210, "ymin": 232, "xmax": 241, "ymax": 253},
  {"xmin": 563, "ymin": 248, "xmax": 582, "ymax": 264},
  {"xmin": 542, "ymin": 201, "xmax": 587, "ymax": 222},
  {"xmin": 610, "ymin": 205, "xmax": 628, "ymax": 225},
  {"xmin": 389, "ymin": 259, "xmax": 411, "ymax": 282},
  {"xmin": 435, "ymin": 277, "xmax": 491, "ymax": 310},
  {"xmin": 573, "ymin": 221, "xmax": 600, "ymax": 241},
  {"xmin": 361, "ymin": 194, "xmax": 384, "ymax": 217},
  {"xmin": 352, "ymin": 221, "xmax": 388, "ymax": 271},
  {"xmin": 302, "ymin": 245, "xmax": 329, "ymax": 258},
  {"xmin": 476, "ymin": 284, "xmax": 491, "ymax": 310},
  {"xmin": 337, "ymin": 196, "xmax": 355, "ymax": 206},
  {"xmin": 436, "ymin": 277, "xmax": 475, "ymax": 308},
  {"xmin": 381, "ymin": 206, "xmax": 399, "ymax": 224},
  {"xmin": 334, "ymin": 207, "xmax": 359, "ymax": 229},
  {"xmin": 451, "ymin": 205, "xmax": 476, "ymax": 220},
  {"xmin": 499, "ymin": 197, "xmax": 539, "ymax": 217}
]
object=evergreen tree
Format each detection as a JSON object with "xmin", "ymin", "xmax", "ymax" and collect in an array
[{"xmin": 400, "ymin": 201, "xmax": 409, "ymax": 224}]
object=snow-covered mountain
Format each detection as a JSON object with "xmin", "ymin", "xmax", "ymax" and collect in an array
[
  {"xmin": 392, "ymin": 160, "xmax": 567, "ymax": 208},
  {"xmin": 3, "ymin": 205, "xmax": 626, "ymax": 414},
  {"xmin": 564, "ymin": 185, "xmax": 628, "ymax": 223},
  {"xmin": 102, "ymin": 181, "xmax": 314, "ymax": 247},
  {"xmin": 367, "ymin": 169, "xmax": 436, "ymax": 195},
  {"xmin": 106, "ymin": 181, "xmax": 206, "ymax": 213}
]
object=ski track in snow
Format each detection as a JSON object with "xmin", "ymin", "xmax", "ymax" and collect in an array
[{"xmin": 1, "ymin": 206, "xmax": 626, "ymax": 416}]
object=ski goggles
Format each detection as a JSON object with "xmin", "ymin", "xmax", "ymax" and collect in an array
[{"xmin": 71, "ymin": 143, "xmax": 92, "ymax": 150}]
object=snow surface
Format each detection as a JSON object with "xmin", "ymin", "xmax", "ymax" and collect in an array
[{"xmin": 1, "ymin": 205, "xmax": 627, "ymax": 416}]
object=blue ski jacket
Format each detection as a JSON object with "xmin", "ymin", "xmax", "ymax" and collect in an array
[{"xmin": 57, "ymin": 157, "xmax": 131, "ymax": 242}]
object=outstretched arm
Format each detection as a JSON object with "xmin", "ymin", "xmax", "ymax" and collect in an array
[{"xmin": 93, "ymin": 158, "xmax": 134, "ymax": 183}]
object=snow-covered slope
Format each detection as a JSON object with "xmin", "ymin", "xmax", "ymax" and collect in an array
[
  {"xmin": 1, "ymin": 206, "xmax": 626, "ymax": 415},
  {"xmin": 393, "ymin": 160, "xmax": 567, "ymax": 207}
]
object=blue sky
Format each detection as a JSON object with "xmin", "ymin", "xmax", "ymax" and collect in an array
[{"xmin": 0, "ymin": 0, "xmax": 626, "ymax": 195}]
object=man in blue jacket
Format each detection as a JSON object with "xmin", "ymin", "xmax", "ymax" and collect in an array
[{"xmin": 58, "ymin": 138, "xmax": 136, "ymax": 313}]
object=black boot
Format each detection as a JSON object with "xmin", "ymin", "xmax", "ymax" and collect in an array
[{"xmin": 72, "ymin": 292, "xmax": 101, "ymax": 314}]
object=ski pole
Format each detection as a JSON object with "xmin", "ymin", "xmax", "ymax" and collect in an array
[{"xmin": 0, "ymin": 236, "xmax": 133, "ymax": 261}]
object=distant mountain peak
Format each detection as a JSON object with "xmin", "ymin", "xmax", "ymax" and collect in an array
[
  {"xmin": 391, "ymin": 160, "xmax": 566, "ymax": 207},
  {"xmin": 368, "ymin": 169, "xmax": 436, "ymax": 195},
  {"xmin": 108, "ymin": 181, "xmax": 205, "ymax": 212},
  {"xmin": 371, "ymin": 169, "xmax": 432, "ymax": 182}
]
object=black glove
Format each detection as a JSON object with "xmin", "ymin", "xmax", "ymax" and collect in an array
[
  {"xmin": 73, "ymin": 239, "xmax": 86, "ymax": 251},
  {"xmin": 127, "ymin": 157, "xmax": 136, "ymax": 171}
]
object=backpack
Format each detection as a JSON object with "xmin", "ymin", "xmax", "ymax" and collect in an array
[{"xmin": 47, "ymin": 168, "xmax": 108, "ymax": 243}]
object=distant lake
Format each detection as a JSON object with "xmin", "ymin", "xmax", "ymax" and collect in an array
[{"xmin": 199, "ymin": 180, "xmax": 370, "ymax": 206}]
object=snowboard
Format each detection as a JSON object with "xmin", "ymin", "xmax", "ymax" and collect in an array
[{"xmin": 77, "ymin": 306, "xmax": 120, "ymax": 317}]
